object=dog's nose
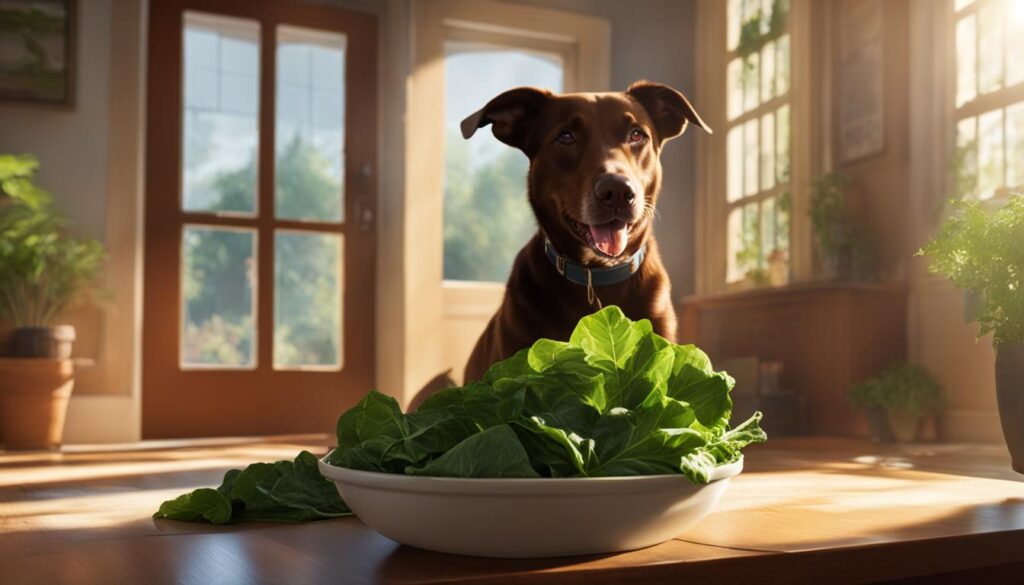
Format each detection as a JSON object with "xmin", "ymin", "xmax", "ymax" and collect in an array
[{"xmin": 594, "ymin": 174, "xmax": 636, "ymax": 210}]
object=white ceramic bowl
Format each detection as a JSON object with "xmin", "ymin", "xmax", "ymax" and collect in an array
[{"xmin": 317, "ymin": 457, "xmax": 742, "ymax": 558}]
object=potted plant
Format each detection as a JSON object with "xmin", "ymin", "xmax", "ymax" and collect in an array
[
  {"xmin": 919, "ymin": 196, "xmax": 1024, "ymax": 471},
  {"xmin": 0, "ymin": 154, "xmax": 105, "ymax": 449},
  {"xmin": 809, "ymin": 172, "xmax": 874, "ymax": 281},
  {"xmin": 849, "ymin": 364, "xmax": 944, "ymax": 443}
]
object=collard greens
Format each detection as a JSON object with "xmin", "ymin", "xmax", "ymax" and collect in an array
[
  {"xmin": 155, "ymin": 306, "xmax": 765, "ymax": 524},
  {"xmin": 326, "ymin": 306, "xmax": 765, "ymax": 483}
]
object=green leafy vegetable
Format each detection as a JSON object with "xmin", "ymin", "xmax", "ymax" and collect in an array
[
  {"xmin": 327, "ymin": 306, "xmax": 766, "ymax": 483},
  {"xmin": 154, "ymin": 451, "xmax": 350, "ymax": 524},
  {"xmin": 156, "ymin": 306, "xmax": 766, "ymax": 524}
]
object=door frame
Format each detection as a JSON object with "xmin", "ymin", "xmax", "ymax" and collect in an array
[
  {"xmin": 142, "ymin": 0, "xmax": 377, "ymax": 438},
  {"xmin": 403, "ymin": 0, "xmax": 610, "ymax": 390}
]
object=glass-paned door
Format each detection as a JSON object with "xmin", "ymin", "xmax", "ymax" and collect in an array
[{"xmin": 143, "ymin": 0, "xmax": 377, "ymax": 438}]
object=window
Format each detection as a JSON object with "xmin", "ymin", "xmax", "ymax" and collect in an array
[
  {"xmin": 724, "ymin": 0, "xmax": 792, "ymax": 285},
  {"xmin": 179, "ymin": 14, "xmax": 345, "ymax": 371},
  {"xmin": 442, "ymin": 43, "xmax": 565, "ymax": 282},
  {"xmin": 952, "ymin": 0, "xmax": 1024, "ymax": 200}
]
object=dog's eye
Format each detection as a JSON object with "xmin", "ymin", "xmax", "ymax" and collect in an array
[
  {"xmin": 628, "ymin": 127, "xmax": 647, "ymax": 144},
  {"xmin": 556, "ymin": 130, "xmax": 576, "ymax": 145}
]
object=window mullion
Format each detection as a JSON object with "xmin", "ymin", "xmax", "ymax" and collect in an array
[{"xmin": 256, "ymin": 16, "xmax": 277, "ymax": 374}]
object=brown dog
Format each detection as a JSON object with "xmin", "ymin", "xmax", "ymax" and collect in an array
[{"xmin": 461, "ymin": 81, "xmax": 711, "ymax": 382}]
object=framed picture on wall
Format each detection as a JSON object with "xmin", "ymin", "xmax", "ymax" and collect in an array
[{"xmin": 0, "ymin": 0, "xmax": 76, "ymax": 107}]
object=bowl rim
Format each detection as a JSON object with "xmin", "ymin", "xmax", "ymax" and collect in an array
[{"xmin": 317, "ymin": 456, "xmax": 742, "ymax": 495}]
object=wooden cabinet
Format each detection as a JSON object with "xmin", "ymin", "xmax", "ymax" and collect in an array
[{"xmin": 680, "ymin": 283, "xmax": 906, "ymax": 436}]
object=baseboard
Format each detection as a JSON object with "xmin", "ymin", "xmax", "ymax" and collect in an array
[
  {"xmin": 941, "ymin": 409, "xmax": 1005, "ymax": 443},
  {"xmin": 63, "ymin": 394, "xmax": 140, "ymax": 444}
]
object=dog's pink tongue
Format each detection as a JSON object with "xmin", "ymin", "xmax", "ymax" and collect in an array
[{"xmin": 589, "ymin": 220, "xmax": 629, "ymax": 256}]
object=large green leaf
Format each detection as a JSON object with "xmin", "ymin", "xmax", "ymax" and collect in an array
[
  {"xmin": 154, "ymin": 487, "xmax": 233, "ymax": 524},
  {"xmin": 587, "ymin": 393, "xmax": 704, "ymax": 477},
  {"xmin": 335, "ymin": 390, "xmax": 405, "ymax": 449},
  {"xmin": 406, "ymin": 424, "xmax": 540, "ymax": 478},
  {"xmin": 155, "ymin": 451, "xmax": 349, "ymax": 524}
]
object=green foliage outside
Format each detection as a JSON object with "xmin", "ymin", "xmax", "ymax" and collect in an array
[
  {"xmin": 849, "ymin": 364, "xmax": 945, "ymax": 415},
  {"xmin": 918, "ymin": 196, "xmax": 1024, "ymax": 345},
  {"xmin": 737, "ymin": 0, "xmax": 789, "ymax": 59},
  {"xmin": 0, "ymin": 154, "xmax": 105, "ymax": 327},
  {"xmin": 183, "ymin": 136, "xmax": 342, "ymax": 367},
  {"xmin": 443, "ymin": 130, "xmax": 537, "ymax": 282}
]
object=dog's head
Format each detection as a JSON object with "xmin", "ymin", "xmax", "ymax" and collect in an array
[{"xmin": 461, "ymin": 81, "xmax": 710, "ymax": 266}]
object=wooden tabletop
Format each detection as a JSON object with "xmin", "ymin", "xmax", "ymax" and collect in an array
[{"xmin": 2, "ymin": 436, "xmax": 1023, "ymax": 584}]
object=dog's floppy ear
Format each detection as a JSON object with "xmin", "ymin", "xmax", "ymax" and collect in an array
[
  {"xmin": 460, "ymin": 87, "xmax": 553, "ymax": 155},
  {"xmin": 627, "ymin": 81, "xmax": 712, "ymax": 143}
]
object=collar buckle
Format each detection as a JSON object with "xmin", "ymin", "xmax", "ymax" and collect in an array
[{"xmin": 556, "ymin": 255, "xmax": 566, "ymax": 276}]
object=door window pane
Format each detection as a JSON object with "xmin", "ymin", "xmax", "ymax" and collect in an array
[
  {"xmin": 181, "ymin": 226, "xmax": 256, "ymax": 368},
  {"xmin": 182, "ymin": 13, "xmax": 259, "ymax": 215},
  {"xmin": 443, "ymin": 44, "xmax": 563, "ymax": 282},
  {"xmin": 275, "ymin": 26, "xmax": 346, "ymax": 222},
  {"xmin": 274, "ymin": 232, "xmax": 343, "ymax": 370}
]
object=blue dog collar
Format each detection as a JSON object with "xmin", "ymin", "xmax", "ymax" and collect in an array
[{"xmin": 544, "ymin": 239, "xmax": 647, "ymax": 288}]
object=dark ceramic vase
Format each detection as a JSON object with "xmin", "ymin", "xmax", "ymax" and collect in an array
[
  {"xmin": 995, "ymin": 343, "xmax": 1024, "ymax": 474},
  {"xmin": 9, "ymin": 326, "xmax": 76, "ymax": 359}
]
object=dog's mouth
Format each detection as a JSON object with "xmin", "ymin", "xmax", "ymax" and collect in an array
[{"xmin": 564, "ymin": 214, "xmax": 633, "ymax": 258}]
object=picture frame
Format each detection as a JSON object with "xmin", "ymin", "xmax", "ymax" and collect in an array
[{"xmin": 0, "ymin": 0, "xmax": 76, "ymax": 107}]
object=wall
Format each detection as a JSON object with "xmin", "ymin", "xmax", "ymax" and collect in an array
[
  {"xmin": 831, "ymin": 0, "xmax": 1000, "ymax": 441},
  {"xmin": 0, "ymin": 0, "xmax": 144, "ymax": 443},
  {"xmin": 905, "ymin": 0, "xmax": 1000, "ymax": 442}
]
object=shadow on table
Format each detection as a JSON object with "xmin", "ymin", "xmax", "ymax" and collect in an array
[{"xmin": 375, "ymin": 542, "xmax": 619, "ymax": 584}]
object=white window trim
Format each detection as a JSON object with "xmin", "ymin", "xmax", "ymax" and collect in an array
[
  {"xmin": 404, "ymin": 0, "xmax": 609, "ymax": 387},
  {"xmin": 695, "ymin": 0, "xmax": 817, "ymax": 295}
]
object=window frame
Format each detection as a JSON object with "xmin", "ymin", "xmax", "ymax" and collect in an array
[
  {"xmin": 949, "ymin": 0, "xmax": 1024, "ymax": 202},
  {"xmin": 695, "ymin": 0, "xmax": 816, "ymax": 295}
]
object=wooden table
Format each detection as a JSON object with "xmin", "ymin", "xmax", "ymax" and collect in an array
[{"xmin": 2, "ymin": 436, "xmax": 1023, "ymax": 584}]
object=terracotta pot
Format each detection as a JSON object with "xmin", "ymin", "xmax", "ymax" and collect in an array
[
  {"xmin": 0, "ymin": 358, "xmax": 74, "ymax": 450},
  {"xmin": 995, "ymin": 343, "xmax": 1024, "ymax": 474},
  {"xmin": 887, "ymin": 409, "xmax": 921, "ymax": 443},
  {"xmin": 10, "ymin": 325, "xmax": 76, "ymax": 359}
]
